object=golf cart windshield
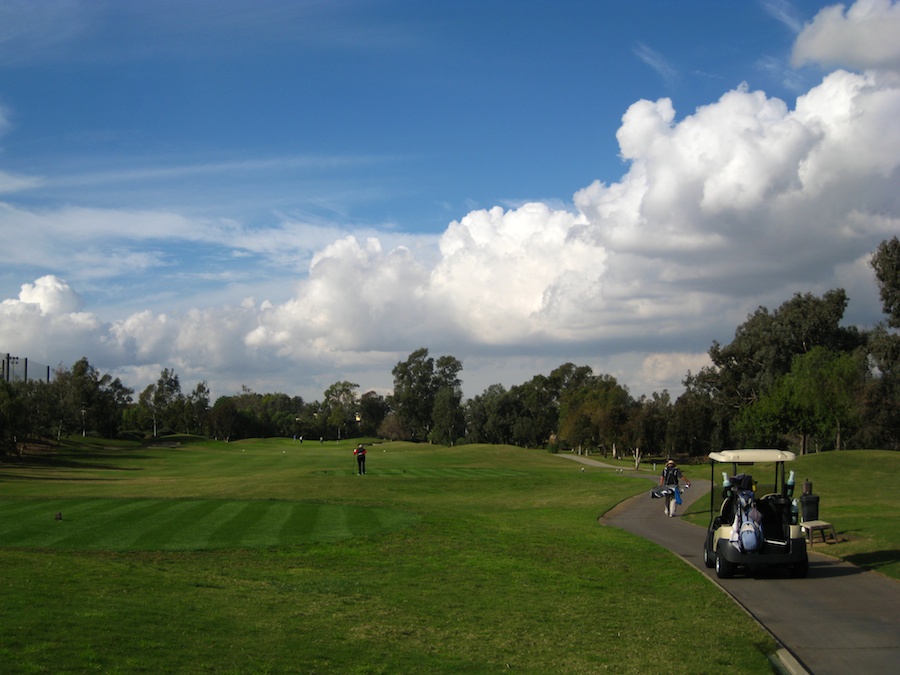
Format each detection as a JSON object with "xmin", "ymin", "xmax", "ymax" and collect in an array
[{"xmin": 708, "ymin": 449, "xmax": 798, "ymax": 517}]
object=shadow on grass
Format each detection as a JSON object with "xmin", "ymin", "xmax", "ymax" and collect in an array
[
  {"xmin": 806, "ymin": 558, "xmax": 866, "ymax": 578},
  {"xmin": 0, "ymin": 451, "xmax": 150, "ymax": 473},
  {"xmin": 844, "ymin": 549, "xmax": 900, "ymax": 573},
  {"xmin": 0, "ymin": 473, "xmax": 125, "ymax": 482}
]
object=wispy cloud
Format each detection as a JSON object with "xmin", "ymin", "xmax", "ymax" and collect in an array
[
  {"xmin": 761, "ymin": 0, "xmax": 805, "ymax": 34},
  {"xmin": 41, "ymin": 154, "xmax": 396, "ymax": 189},
  {"xmin": 0, "ymin": 0, "xmax": 420, "ymax": 67},
  {"xmin": 633, "ymin": 42, "xmax": 678, "ymax": 87}
]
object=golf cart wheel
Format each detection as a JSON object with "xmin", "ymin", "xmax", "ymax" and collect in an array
[
  {"xmin": 789, "ymin": 558, "xmax": 809, "ymax": 578},
  {"xmin": 703, "ymin": 542, "xmax": 715, "ymax": 569},
  {"xmin": 715, "ymin": 548, "xmax": 736, "ymax": 579}
]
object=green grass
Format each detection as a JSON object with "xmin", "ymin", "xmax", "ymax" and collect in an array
[
  {"xmin": 1, "ymin": 438, "xmax": 785, "ymax": 673},
  {"xmin": 681, "ymin": 449, "xmax": 900, "ymax": 579}
]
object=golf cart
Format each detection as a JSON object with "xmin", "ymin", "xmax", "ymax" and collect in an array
[{"xmin": 702, "ymin": 449, "xmax": 808, "ymax": 579}]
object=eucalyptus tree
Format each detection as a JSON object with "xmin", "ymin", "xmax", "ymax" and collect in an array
[
  {"xmin": 430, "ymin": 386, "xmax": 465, "ymax": 445},
  {"xmin": 557, "ymin": 370, "xmax": 632, "ymax": 454},
  {"xmin": 44, "ymin": 358, "xmax": 133, "ymax": 439},
  {"xmin": 0, "ymin": 379, "xmax": 26, "ymax": 452},
  {"xmin": 692, "ymin": 289, "xmax": 863, "ymax": 447},
  {"xmin": 390, "ymin": 348, "xmax": 463, "ymax": 441},
  {"xmin": 669, "ymin": 380, "xmax": 717, "ymax": 456},
  {"xmin": 871, "ymin": 236, "xmax": 900, "ymax": 328},
  {"xmin": 358, "ymin": 390, "xmax": 389, "ymax": 437},
  {"xmin": 866, "ymin": 237, "xmax": 900, "ymax": 447},
  {"xmin": 323, "ymin": 380, "xmax": 360, "ymax": 440},
  {"xmin": 138, "ymin": 368, "xmax": 183, "ymax": 437},
  {"xmin": 391, "ymin": 348, "xmax": 435, "ymax": 441},
  {"xmin": 735, "ymin": 347, "xmax": 868, "ymax": 452}
]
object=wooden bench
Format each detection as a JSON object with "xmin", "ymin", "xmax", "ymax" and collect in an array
[{"xmin": 801, "ymin": 520, "xmax": 837, "ymax": 546}]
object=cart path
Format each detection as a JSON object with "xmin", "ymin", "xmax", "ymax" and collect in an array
[{"xmin": 560, "ymin": 454, "xmax": 900, "ymax": 675}]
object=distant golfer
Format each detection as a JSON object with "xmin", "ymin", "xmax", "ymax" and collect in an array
[
  {"xmin": 354, "ymin": 444, "xmax": 367, "ymax": 475},
  {"xmin": 659, "ymin": 459, "xmax": 690, "ymax": 517}
]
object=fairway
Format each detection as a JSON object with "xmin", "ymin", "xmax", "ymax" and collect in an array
[
  {"xmin": 1, "ymin": 438, "xmax": 785, "ymax": 674},
  {"xmin": 0, "ymin": 498, "xmax": 418, "ymax": 551}
]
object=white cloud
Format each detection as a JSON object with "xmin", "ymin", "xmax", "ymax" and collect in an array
[
  {"xmin": 0, "ymin": 170, "xmax": 41, "ymax": 194},
  {"xmin": 15, "ymin": 275, "xmax": 84, "ymax": 314},
  {"xmin": 0, "ymin": 105, "xmax": 42, "ymax": 193},
  {"xmin": 793, "ymin": 0, "xmax": 900, "ymax": 70}
]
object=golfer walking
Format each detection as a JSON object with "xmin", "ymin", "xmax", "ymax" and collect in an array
[
  {"xmin": 354, "ymin": 443, "xmax": 367, "ymax": 475},
  {"xmin": 659, "ymin": 459, "xmax": 690, "ymax": 516}
]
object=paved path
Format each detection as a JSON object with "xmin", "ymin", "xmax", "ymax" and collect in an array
[{"xmin": 560, "ymin": 454, "xmax": 900, "ymax": 675}]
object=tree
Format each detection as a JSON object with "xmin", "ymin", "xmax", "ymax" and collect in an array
[
  {"xmin": 358, "ymin": 391, "xmax": 389, "ymax": 436},
  {"xmin": 209, "ymin": 396, "xmax": 240, "ymax": 441},
  {"xmin": 430, "ymin": 386, "xmax": 464, "ymax": 445},
  {"xmin": 322, "ymin": 381, "xmax": 360, "ymax": 440},
  {"xmin": 0, "ymin": 379, "xmax": 26, "ymax": 453},
  {"xmin": 670, "ymin": 379, "xmax": 716, "ymax": 457},
  {"xmin": 463, "ymin": 384, "xmax": 507, "ymax": 444},
  {"xmin": 434, "ymin": 355, "xmax": 463, "ymax": 393},
  {"xmin": 507, "ymin": 375, "xmax": 559, "ymax": 448},
  {"xmin": 871, "ymin": 236, "xmax": 900, "ymax": 328},
  {"xmin": 558, "ymin": 371, "xmax": 633, "ymax": 454},
  {"xmin": 430, "ymin": 355, "xmax": 464, "ymax": 445},
  {"xmin": 865, "ymin": 238, "xmax": 900, "ymax": 447},
  {"xmin": 788, "ymin": 348, "xmax": 867, "ymax": 451},
  {"xmin": 736, "ymin": 347, "xmax": 867, "ymax": 452},
  {"xmin": 391, "ymin": 348, "xmax": 435, "ymax": 440},
  {"xmin": 138, "ymin": 368, "xmax": 183, "ymax": 437},
  {"xmin": 482, "ymin": 385, "xmax": 519, "ymax": 445},
  {"xmin": 390, "ymin": 348, "xmax": 464, "ymax": 442},
  {"xmin": 625, "ymin": 392, "xmax": 672, "ymax": 458},
  {"xmin": 377, "ymin": 412, "xmax": 406, "ymax": 441},
  {"xmin": 183, "ymin": 381, "xmax": 211, "ymax": 435},
  {"xmin": 42, "ymin": 358, "xmax": 133, "ymax": 439},
  {"xmin": 694, "ymin": 289, "xmax": 862, "ymax": 447}
]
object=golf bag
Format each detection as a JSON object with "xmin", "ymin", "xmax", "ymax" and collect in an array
[
  {"xmin": 650, "ymin": 485, "xmax": 680, "ymax": 501},
  {"xmin": 730, "ymin": 485, "xmax": 763, "ymax": 553}
]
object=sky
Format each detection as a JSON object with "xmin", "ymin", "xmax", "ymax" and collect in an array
[{"xmin": 1, "ymin": 0, "xmax": 899, "ymax": 403}]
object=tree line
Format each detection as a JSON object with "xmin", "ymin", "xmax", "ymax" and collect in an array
[{"xmin": 3, "ymin": 238, "xmax": 898, "ymax": 457}]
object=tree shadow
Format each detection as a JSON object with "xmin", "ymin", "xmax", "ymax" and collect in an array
[
  {"xmin": 844, "ymin": 549, "xmax": 900, "ymax": 573},
  {"xmin": 0, "ymin": 451, "xmax": 148, "ymax": 473}
]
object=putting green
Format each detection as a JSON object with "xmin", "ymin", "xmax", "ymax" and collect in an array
[{"xmin": 0, "ymin": 499, "xmax": 419, "ymax": 551}]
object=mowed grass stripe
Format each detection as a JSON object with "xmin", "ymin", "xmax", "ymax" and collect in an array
[
  {"xmin": 130, "ymin": 500, "xmax": 232, "ymax": 550},
  {"xmin": 0, "ymin": 499, "xmax": 415, "ymax": 551},
  {"xmin": 206, "ymin": 501, "xmax": 280, "ymax": 549},
  {"xmin": 278, "ymin": 502, "xmax": 320, "ymax": 541},
  {"xmin": 234, "ymin": 500, "xmax": 296, "ymax": 548},
  {"xmin": 361, "ymin": 468, "xmax": 525, "ymax": 478},
  {"xmin": 2, "ymin": 499, "xmax": 175, "ymax": 549},
  {"xmin": 311, "ymin": 504, "xmax": 352, "ymax": 541}
]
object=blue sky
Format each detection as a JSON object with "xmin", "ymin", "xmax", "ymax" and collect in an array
[{"xmin": 1, "ymin": 0, "xmax": 899, "ymax": 402}]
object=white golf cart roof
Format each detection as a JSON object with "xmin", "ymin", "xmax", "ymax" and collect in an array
[{"xmin": 708, "ymin": 449, "xmax": 797, "ymax": 463}]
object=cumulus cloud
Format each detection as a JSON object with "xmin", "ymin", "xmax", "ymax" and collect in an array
[
  {"xmin": 15, "ymin": 275, "xmax": 85, "ymax": 314},
  {"xmin": 793, "ymin": 0, "xmax": 900, "ymax": 70},
  {"xmin": 1, "ymin": 0, "xmax": 898, "ymax": 400}
]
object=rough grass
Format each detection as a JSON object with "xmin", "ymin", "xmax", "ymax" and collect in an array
[{"xmin": 0, "ymin": 438, "xmax": 781, "ymax": 673}]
